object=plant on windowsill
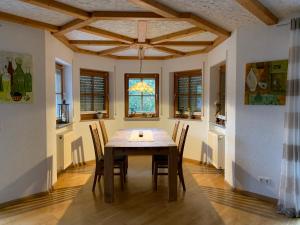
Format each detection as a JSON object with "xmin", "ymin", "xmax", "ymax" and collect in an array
[{"xmin": 96, "ymin": 111, "xmax": 103, "ymax": 119}]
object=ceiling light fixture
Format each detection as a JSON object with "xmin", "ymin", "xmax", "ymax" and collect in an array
[{"xmin": 128, "ymin": 46, "xmax": 154, "ymax": 94}]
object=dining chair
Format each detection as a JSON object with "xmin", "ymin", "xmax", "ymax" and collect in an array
[
  {"xmin": 153, "ymin": 124, "xmax": 189, "ymax": 191},
  {"xmin": 152, "ymin": 121, "xmax": 180, "ymax": 175},
  {"xmin": 89, "ymin": 123, "xmax": 126, "ymax": 192},
  {"xmin": 99, "ymin": 120, "xmax": 108, "ymax": 145},
  {"xmin": 99, "ymin": 120, "xmax": 128, "ymax": 175}
]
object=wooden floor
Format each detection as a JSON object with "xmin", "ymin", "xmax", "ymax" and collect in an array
[{"xmin": 0, "ymin": 156, "xmax": 298, "ymax": 225}]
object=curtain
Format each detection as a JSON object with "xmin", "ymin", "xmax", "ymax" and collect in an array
[{"xmin": 278, "ymin": 17, "xmax": 300, "ymax": 217}]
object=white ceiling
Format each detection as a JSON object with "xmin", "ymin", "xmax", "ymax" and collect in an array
[
  {"xmin": 114, "ymin": 48, "xmax": 139, "ymax": 56},
  {"xmin": 65, "ymin": 30, "xmax": 110, "ymax": 40},
  {"xmin": 91, "ymin": 20, "xmax": 138, "ymax": 38},
  {"xmin": 260, "ymin": 0, "xmax": 300, "ymax": 20},
  {"xmin": 0, "ymin": 0, "xmax": 299, "ymax": 57},
  {"xmin": 57, "ymin": 0, "xmax": 145, "ymax": 12},
  {"xmin": 167, "ymin": 46, "xmax": 206, "ymax": 52},
  {"xmin": 146, "ymin": 21, "xmax": 194, "ymax": 39},
  {"xmin": 78, "ymin": 45, "xmax": 117, "ymax": 51},
  {"xmin": 0, "ymin": 0, "xmax": 73, "ymax": 25},
  {"xmin": 145, "ymin": 48, "xmax": 171, "ymax": 56}
]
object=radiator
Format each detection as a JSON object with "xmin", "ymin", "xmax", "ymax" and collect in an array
[
  {"xmin": 57, "ymin": 131, "xmax": 74, "ymax": 171},
  {"xmin": 208, "ymin": 131, "xmax": 225, "ymax": 169}
]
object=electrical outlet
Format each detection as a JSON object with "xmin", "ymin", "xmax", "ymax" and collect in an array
[{"xmin": 258, "ymin": 176, "xmax": 271, "ymax": 185}]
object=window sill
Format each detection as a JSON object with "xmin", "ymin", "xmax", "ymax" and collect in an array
[
  {"xmin": 209, "ymin": 122, "xmax": 226, "ymax": 129},
  {"xmin": 169, "ymin": 117, "xmax": 203, "ymax": 121},
  {"xmin": 80, "ymin": 118, "xmax": 114, "ymax": 122},
  {"xmin": 56, "ymin": 122, "xmax": 72, "ymax": 129},
  {"xmin": 124, "ymin": 117, "xmax": 160, "ymax": 121}
]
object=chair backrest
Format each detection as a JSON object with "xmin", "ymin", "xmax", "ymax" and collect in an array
[
  {"xmin": 89, "ymin": 123, "xmax": 104, "ymax": 161},
  {"xmin": 172, "ymin": 120, "xmax": 180, "ymax": 142},
  {"xmin": 99, "ymin": 120, "xmax": 109, "ymax": 145},
  {"xmin": 178, "ymin": 124, "xmax": 189, "ymax": 162}
]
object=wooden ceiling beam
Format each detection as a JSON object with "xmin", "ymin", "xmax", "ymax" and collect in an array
[
  {"xmin": 0, "ymin": 11, "xmax": 59, "ymax": 32},
  {"xmin": 153, "ymin": 46, "xmax": 185, "ymax": 56},
  {"xmin": 98, "ymin": 46, "xmax": 131, "ymax": 56},
  {"xmin": 137, "ymin": 21, "xmax": 147, "ymax": 43},
  {"xmin": 69, "ymin": 40, "xmax": 128, "ymax": 46},
  {"xmin": 235, "ymin": 0, "xmax": 278, "ymax": 25},
  {"xmin": 181, "ymin": 13, "xmax": 231, "ymax": 37},
  {"xmin": 21, "ymin": 0, "xmax": 90, "ymax": 20},
  {"xmin": 92, "ymin": 11, "xmax": 169, "ymax": 20},
  {"xmin": 129, "ymin": 0, "xmax": 230, "ymax": 37},
  {"xmin": 79, "ymin": 26, "xmax": 134, "ymax": 44},
  {"xmin": 155, "ymin": 41, "xmax": 213, "ymax": 46},
  {"xmin": 128, "ymin": 0, "xmax": 179, "ymax": 18},
  {"xmin": 54, "ymin": 35, "xmax": 81, "ymax": 52},
  {"xmin": 111, "ymin": 55, "xmax": 170, "ymax": 60},
  {"xmin": 150, "ymin": 27, "xmax": 203, "ymax": 44},
  {"xmin": 55, "ymin": 18, "xmax": 96, "ymax": 36}
]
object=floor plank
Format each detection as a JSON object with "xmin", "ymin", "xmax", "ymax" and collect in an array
[{"xmin": 0, "ymin": 156, "xmax": 296, "ymax": 225}]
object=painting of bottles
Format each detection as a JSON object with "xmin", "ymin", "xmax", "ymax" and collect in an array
[
  {"xmin": 0, "ymin": 51, "xmax": 33, "ymax": 103},
  {"xmin": 244, "ymin": 60, "xmax": 288, "ymax": 105}
]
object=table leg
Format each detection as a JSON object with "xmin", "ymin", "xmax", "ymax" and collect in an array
[
  {"xmin": 104, "ymin": 147, "xmax": 114, "ymax": 203},
  {"xmin": 168, "ymin": 146, "xmax": 177, "ymax": 201}
]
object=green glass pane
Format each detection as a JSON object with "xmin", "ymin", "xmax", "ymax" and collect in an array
[
  {"xmin": 55, "ymin": 71, "xmax": 62, "ymax": 93},
  {"xmin": 142, "ymin": 79, "xmax": 155, "ymax": 95},
  {"xmin": 80, "ymin": 95, "xmax": 93, "ymax": 111},
  {"xmin": 178, "ymin": 77, "xmax": 189, "ymax": 94},
  {"xmin": 128, "ymin": 78, "xmax": 142, "ymax": 95},
  {"xmin": 80, "ymin": 75, "xmax": 93, "ymax": 93},
  {"xmin": 56, "ymin": 94, "xmax": 62, "ymax": 117},
  {"xmin": 129, "ymin": 95, "xmax": 142, "ymax": 113},
  {"xmin": 190, "ymin": 76, "xmax": 202, "ymax": 94},
  {"xmin": 190, "ymin": 95, "xmax": 202, "ymax": 112},
  {"xmin": 142, "ymin": 96, "xmax": 155, "ymax": 113},
  {"xmin": 178, "ymin": 95, "xmax": 188, "ymax": 111},
  {"xmin": 94, "ymin": 95, "xmax": 105, "ymax": 111},
  {"xmin": 93, "ymin": 77, "xmax": 105, "ymax": 95}
]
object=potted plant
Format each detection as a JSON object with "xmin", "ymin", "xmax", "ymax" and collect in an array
[{"xmin": 96, "ymin": 111, "xmax": 103, "ymax": 119}]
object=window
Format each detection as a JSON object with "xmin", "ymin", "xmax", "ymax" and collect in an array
[
  {"xmin": 55, "ymin": 64, "xmax": 64, "ymax": 119},
  {"xmin": 217, "ymin": 65, "xmax": 226, "ymax": 126},
  {"xmin": 125, "ymin": 73, "xmax": 159, "ymax": 118},
  {"xmin": 80, "ymin": 69, "xmax": 109, "ymax": 120},
  {"xmin": 174, "ymin": 70, "xmax": 203, "ymax": 119}
]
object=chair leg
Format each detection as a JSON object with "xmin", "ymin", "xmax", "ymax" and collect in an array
[
  {"xmin": 120, "ymin": 164, "xmax": 124, "ymax": 190},
  {"xmin": 97, "ymin": 174, "xmax": 102, "ymax": 182},
  {"xmin": 154, "ymin": 162, "xmax": 158, "ymax": 191},
  {"xmin": 152, "ymin": 156, "xmax": 154, "ymax": 175},
  {"xmin": 178, "ymin": 167, "xmax": 186, "ymax": 191},
  {"xmin": 123, "ymin": 162, "xmax": 127, "ymax": 183},
  {"xmin": 92, "ymin": 173, "xmax": 98, "ymax": 192},
  {"xmin": 125, "ymin": 156, "xmax": 128, "ymax": 175}
]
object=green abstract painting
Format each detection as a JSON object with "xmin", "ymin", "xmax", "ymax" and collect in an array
[
  {"xmin": 244, "ymin": 60, "xmax": 288, "ymax": 105},
  {"xmin": 0, "ymin": 51, "xmax": 33, "ymax": 103}
]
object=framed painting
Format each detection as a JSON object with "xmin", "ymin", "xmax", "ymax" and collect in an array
[
  {"xmin": 244, "ymin": 60, "xmax": 288, "ymax": 105},
  {"xmin": 0, "ymin": 51, "xmax": 33, "ymax": 103}
]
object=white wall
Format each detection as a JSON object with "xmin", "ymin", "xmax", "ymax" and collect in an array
[
  {"xmin": 73, "ymin": 56, "xmax": 164, "ymax": 162},
  {"xmin": 208, "ymin": 32, "xmax": 238, "ymax": 186},
  {"xmin": 163, "ymin": 54, "xmax": 209, "ymax": 161},
  {"xmin": 0, "ymin": 22, "xmax": 48, "ymax": 203},
  {"xmin": 45, "ymin": 32, "xmax": 74, "ymax": 184},
  {"xmin": 0, "ymin": 20, "xmax": 290, "ymax": 203},
  {"xmin": 234, "ymin": 24, "xmax": 289, "ymax": 198}
]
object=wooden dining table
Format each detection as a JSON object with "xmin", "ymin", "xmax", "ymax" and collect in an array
[{"xmin": 104, "ymin": 128, "xmax": 178, "ymax": 203}]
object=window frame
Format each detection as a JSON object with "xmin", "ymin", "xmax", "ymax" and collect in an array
[
  {"xmin": 174, "ymin": 69, "xmax": 203, "ymax": 120},
  {"xmin": 56, "ymin": 63, "xmax": 64, "ymax": 120},
  {"xmin": 124, "ymin": 73, "xmax": 159, "ymax": 118},
  {"xmin": 80, "ymin": 68, "xmax": 109, "ymax": 120}
]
